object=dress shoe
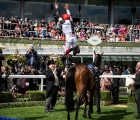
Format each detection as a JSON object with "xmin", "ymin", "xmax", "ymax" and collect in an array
[
  {"xmin": 112, "ymin": 101, "xmax": 119, "ymax": 104},
  {"xmin": 135, "ymin": 116, "xmax": 140, "ymax": 119},
  {"xmin": 96, "ymin": 111, "xmax": 101, "ymax": 114},
  {"xmin": 50, "ymin": 108, "xmax": 56, "ymax": 111},
  {"xmin": 45, "ymin": 109, "xmax": 50, "ymax": 113}
]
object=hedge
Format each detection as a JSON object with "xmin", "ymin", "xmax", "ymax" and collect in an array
[
  {"xmin": 128, "ymin": 93, "xmax": 137, "ymax": 103},
  {"xmin": 100, "ymin": 91, "xmax": 111, "ymax": 101},
  {"xmin": 127, "ymin": 93, "xmax": 137, "ymax": 107},
  {"xmin": 0, "ymin": 101, "xmax": 45, "ymax": 109},
  {"xmin": 0, "ymin": 92, "xmax": 13, "ymax": 103},
  {"xmin": 0, "ymin": 91, "xmax": 46, "ymax": 103},
  {"xmin": 0, "ymin": 91, "xmax": 111, "ymax": 108},
  {"xmin": 27, "ymin": 91, "xmax": 46, "ymax": 101},
  {"xmin": 0, "ymin": 37, "xmax": 140, "ymax": 48}
]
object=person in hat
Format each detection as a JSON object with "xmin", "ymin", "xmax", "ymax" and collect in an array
[
  {"xmin": 54, "ymin": 3, "xmax": 80, "ymax": 56},
  {"xmin": 112, "ymin": 66, "xmax": 121, "ymax": 104},
  {"xmin": 45, "ymin": 59, "xmax": 60, "ymax": 113}
]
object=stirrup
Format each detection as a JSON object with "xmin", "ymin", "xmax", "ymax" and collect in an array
[{"xmin": 73, "ymin": 47, "xmax": 77, "ymax": 56}]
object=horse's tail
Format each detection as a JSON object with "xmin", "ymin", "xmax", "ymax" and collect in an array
[{"xmin": 65, "ymin": 66, "xmax": 76, "ymax": 112}]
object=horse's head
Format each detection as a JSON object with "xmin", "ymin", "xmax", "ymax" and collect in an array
[{"xmin": 93, "ymin": 50, "xmax": 103, "ymax": 68}]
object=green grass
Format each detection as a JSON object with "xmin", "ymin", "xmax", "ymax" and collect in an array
[
  {"xmin": 0, "ymin": 94, "xmax": 136, "ymax": 120},
  {"xmin": 0, "ymin": 105, "xmax": 137, "ymax": 120}
]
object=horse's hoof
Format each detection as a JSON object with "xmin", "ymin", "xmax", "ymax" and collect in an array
[
  {"xmin": 88, "ymin": 114, "xmax": 92, "ymax": 119},
  {"xmin": 83, "ymin": 114, "xmax": 87, "ymax": 117},
  {"xmin": 96, "ymin": 111, "xmax": 101, "ymax": 114},
  {"xmin": 67, "ymin": 117, "xmax": 70, "ymax": 120}
]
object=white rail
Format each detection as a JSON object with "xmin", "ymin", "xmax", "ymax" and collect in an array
[
  {"xmin": 2, "ymin": 75, "xmax": 46, "ymax": 91},
  {"xmin": 99, "ymin": 75, "xmax": 135, "ymax": 87},
  {"xmin": 100, "ymin": 75, "xmax": 135, "ymax": 78},
  {"xmin": 2, "ymin": 74, "xmax": 135, "ymax": 92}
]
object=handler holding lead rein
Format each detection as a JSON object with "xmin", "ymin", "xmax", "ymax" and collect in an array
[{"xmin": 54, "ymin": 3, "xmax": 80, "ymax": 56}]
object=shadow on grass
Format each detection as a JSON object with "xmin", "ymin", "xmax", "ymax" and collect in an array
[
  {"xmin": 98, "ymin": 109, "xmax": 133, "ymax": 120},
  {"xmin": 24, "ymin": 116, "xmax": 48, "ymax": 120},
  {"xmin": 21, "ymin": 107, "xmax": 133, "ymax": 120}
]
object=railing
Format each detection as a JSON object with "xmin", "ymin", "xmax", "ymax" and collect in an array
[
  {"xmin": 99, "ymin": 75, "xmax": 135, "ymax": 87},
  {"xmin": 0, "ymin": 21, "xmax": 139, "ymax": 41},
  {"xmin": 2, "ymin": 74, "xmax": 135, "ymax": 92},
  {"xmin": 2, "ymin": 75, "xmax": 46, "ymax": 92}
]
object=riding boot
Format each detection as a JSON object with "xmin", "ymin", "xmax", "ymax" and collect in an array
[
  {"xmin": 76, "ymin": 45, "xmax": 80, "ymax": 54},
  {"xmin": 73, "ymin": 45, "xmax": 80, "ymax": 56},
  {"xmin": 73, "ymin": 47, "xmax": 77, "ymax": 56},
  {"xmin": 65, "ymin": 48, "xmax": 73, "ymax": 55}
]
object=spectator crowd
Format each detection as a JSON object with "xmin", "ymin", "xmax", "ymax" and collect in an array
[
  {"xmin": 0, "ymin": 16, "xmax": 140, "ymax": 42},
  {"xmin": 0, "ymin": 46, "xmax": 70, "ymax": 95},
  {"xmin": 0, "ymin": 16, "xmax": 138, "ymax": 106},
  {"xmin": 0, "ymin": 45, "xmax": 135, "ymax": 94}
]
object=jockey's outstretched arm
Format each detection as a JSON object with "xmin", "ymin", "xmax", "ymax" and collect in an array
[{"xmin": 55, "ymin": 3, "xmax": 65, "ymax": 24}]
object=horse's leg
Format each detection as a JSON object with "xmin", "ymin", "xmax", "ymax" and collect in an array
[
  {"xmin": 67, "ymin": 106, "xmax": 70, "ymax": 120},
  {"xmin": 83, "ymin": 92, "xmax": 88, "ymax": 117},
  {"xmin": 88, "ymin": 96, "xmax": 93, "ymax": 119},
  {"xmin": 75, "ymin": 95, "xmax": 80, "ymax": 120},
  {"xmin": 88, "ymin": 91, "xmax": 94, "ymax": 119},
  {"xmin": 96, "ymin": 81, "xmax": 101, "ymax": 114}
]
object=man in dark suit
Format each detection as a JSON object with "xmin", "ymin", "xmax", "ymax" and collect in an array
[
  {"xmin": 0, "ymin": 66, "xmax": 10, "ymax": 92},
  {"xmin": 45, "ymin": 60, "xmax": 60, "ymax": 113},
  {"xmin": 112, "ymin": 66, "xmax": 121, "ymax": 104},
  {"xmin": 132, "ymin": 62, "xmax": 140, "ymax": 119}
]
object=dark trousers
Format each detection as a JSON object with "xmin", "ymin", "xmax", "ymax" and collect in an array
[
  {"xmin": 45, "ymin": 85, "xmax": 58, "ymax": 110},
  {"xmin": 112, "ymin": 87, "xmax": 119, "ymax": 103},
  {"xmin": 136, "ymin": 94, "xmax": 140, "ymax": 116}
]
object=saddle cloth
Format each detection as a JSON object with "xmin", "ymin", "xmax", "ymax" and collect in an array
[{"xmin": 87, "ymin": 64, "xmax": 98, "ymax": 81}]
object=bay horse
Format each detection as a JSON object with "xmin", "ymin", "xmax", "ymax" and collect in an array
[{"xmin": 65, "ymin": 51, "xmax": 103, "ymax": 120}]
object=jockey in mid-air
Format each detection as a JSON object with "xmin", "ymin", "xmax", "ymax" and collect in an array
[{"xmin": 54, "ymin": 3, "xmax": 80, "ymax": 56}]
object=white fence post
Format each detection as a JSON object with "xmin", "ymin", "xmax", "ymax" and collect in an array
[
  {"xmin": 41, "ymin": 78, "xmax": 44, "ymax": 91},
  {"xmin": 2, "ymin": 74, "xmax": 135, "ymax": 92}
]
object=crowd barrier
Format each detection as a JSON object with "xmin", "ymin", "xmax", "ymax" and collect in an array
[
  {"xmin": 100, "ymin": 74, "xmax": 135, "ymax": 87},
  {"xmin": 2, "ymin": 74, "xmax": 135, "ymax": 92},
  {"xmin": 2, "ymin": 75, "xmax": 46, "ymax": 91}
]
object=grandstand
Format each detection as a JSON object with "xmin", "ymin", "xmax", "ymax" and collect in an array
[{"xmin": 0, "ymin": 0, "xmax": 140, "ymax": 68}]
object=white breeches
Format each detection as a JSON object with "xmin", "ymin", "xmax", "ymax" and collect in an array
[{"xmin": 64, "ymin": 35, "xmax": 77, "ymax": 52}]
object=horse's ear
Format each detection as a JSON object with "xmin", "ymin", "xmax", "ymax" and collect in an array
[
  {"xmin": 100, "ymin": 52, "xmax": 104, "ymax": 56},
  {"xmin": 94, "ymin": 50, "xmax": 96, "ymax": 56}
]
